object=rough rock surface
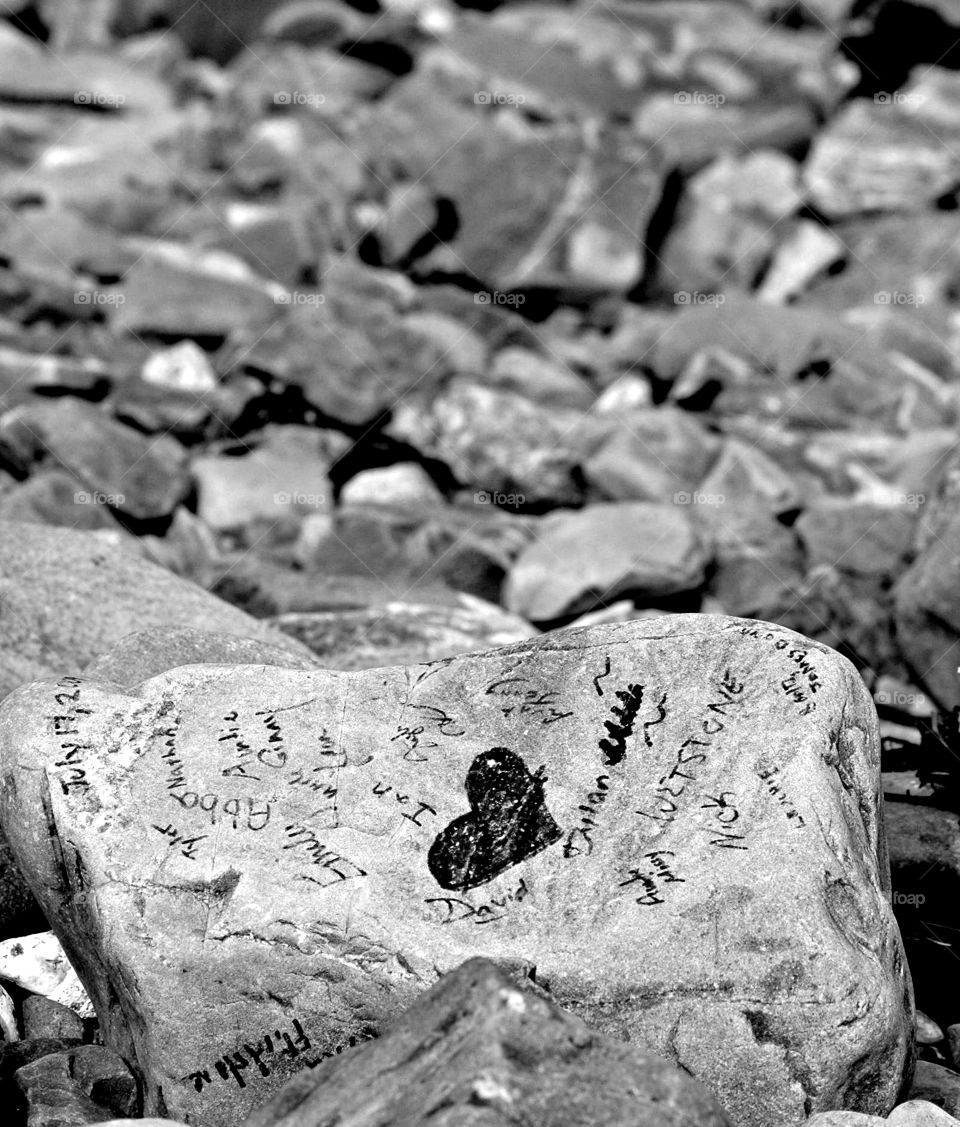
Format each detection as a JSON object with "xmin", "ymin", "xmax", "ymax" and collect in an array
[
  {"xmin": 84, "ymin": 626, "xmax": 326, "ymax": 688},
  {"xmin": 909, "ymin": 1062, "xmax": 960, "ymax": 1118},
  {"xmin": 15, "ymin": 1044, "xmax": 138, "ymax": 1126},
  {"xmin": 272, "ymin": 595, "xmax": 538, "ymax": 670},
  {"xmin": 0, "ymin": 521, "xmax": 318, "ymax": 701},
  {"xmin": 241, "ymin": 957, "xmax": 734, "ymax": 1127},
  {"xmin": 504, "ymin": 503, "xmax": 708, "ymax": 621},
  {"xmin": 0, "ymin": 615, "xmax": 912, "ymax": 1126}
]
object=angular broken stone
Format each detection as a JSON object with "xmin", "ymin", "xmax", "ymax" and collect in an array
[
  {"xmin": 15, "ymin": 1044, "xmax": 138, "ymax": 1126},
  {"xmin": 241, "ymin": 958, "xmax": 734, "ymax": 1127},
  {"xmin": 804, "ymin": 69, "xmax": 960, "ymax": 218},
  {"xmin": 0, "ymin": 400, "xmax": 190, "ymax": 521},
  {"xmin": 0, "ymin": 615, "xmax": 912, "ymax": 1125},
  {"xmin": 504, "ymin": 503, "xmax": 708, "ymax": 621}
]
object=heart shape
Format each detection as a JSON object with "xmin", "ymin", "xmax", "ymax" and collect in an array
[{"xmin": 428, "ymin": 747, "xmax": 563, "ymax": 891}]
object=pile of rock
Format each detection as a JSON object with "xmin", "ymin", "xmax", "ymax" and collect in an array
[{"xmin": 0, "ymin": 0, "xmax": 958, "ymax": 1121}]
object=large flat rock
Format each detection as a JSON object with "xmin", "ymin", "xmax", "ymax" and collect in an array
[
  {"xmin": 0, "ymin": 522, "xmax": 317, "ymax": 701},
  {"xmin": 0, "ymin": 615, "xmax": 912, "ymax": 1126}
]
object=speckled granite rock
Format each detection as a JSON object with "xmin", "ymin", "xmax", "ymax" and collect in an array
[{"xmin": 0, "ymin": 615, "xmax": 912, "ymax": 1126}]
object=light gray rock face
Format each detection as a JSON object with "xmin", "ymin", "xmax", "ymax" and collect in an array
[
  {"xmin": 0, "ymin": 615, "xmax": 912, "ymax": 1127},
  {"xmin": 504, "ymin": 503, "xmax": 709, "ymax": 621},
  {"xmin": 0, "ymin": 521, "xmax": 318, "ymax": 701}
]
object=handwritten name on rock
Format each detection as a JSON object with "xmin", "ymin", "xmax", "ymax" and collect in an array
[
  {"xmin": 283, "ymin": 823, "xmax": 367, "ymax": 887},
  {"xmin": 484, "ymin": 677, "xmax": 573, "ymax": 724},
  {"xmin": 757, "ymin": 765, "xmax": 806, "ymax": 828},
  {"xmin": 635, "ymin": 669, "xmax": 745, "ymax": 828},
  {"xmin": 46, "ymin": 677, "xmax": 93, "ymax": 794},
  {"xmin": 371, "ymin": 780, "xmax": 437, "ymax": 827},
  {"xmin": 735, "ymin": 625, "xmax": 820, "ymax": 714},
  {"xmin": 700, "ymin": 792, "xmax": 746, "ymax": 850},
  {"xmin": 152, "ymin": 822, "xmax": 207, "ymax": 860},
  {"xmin": 619, "ymin": 850, "xmax": 684, "ymax": 906},
  {"xmin": 183, "ymin": 1018, "xmax": 314, "ymax": 1093},
  {"xmin": 425, "ymin": 876, "xmax": 530, "ymax": 925},
  {"xmin": 562, "ymin": 774, "xmax": 610, "ymax": 858}
]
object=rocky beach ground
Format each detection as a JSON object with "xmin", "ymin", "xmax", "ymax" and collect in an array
[{"xmin": 1, "ymin": 0, "xmax": 960, "ymax": 1124}]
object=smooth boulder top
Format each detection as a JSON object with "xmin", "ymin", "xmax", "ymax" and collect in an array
[
  {"xmin": 0, "ymin": 614, "xmax": 913, "ymax": 1127},
  {"xmin": 0, "ymin": 521, "xmax": 317, "ymax": 700}
]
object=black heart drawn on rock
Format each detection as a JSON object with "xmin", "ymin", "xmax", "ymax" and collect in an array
[{"xmin": 428, "ymin": 747, "xmax": 563, "ymax": 892}]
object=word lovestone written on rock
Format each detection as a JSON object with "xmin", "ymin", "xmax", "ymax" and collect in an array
[{"xmin": 0, "ymin": 615, "xmax": 913, "ymax": 1126}]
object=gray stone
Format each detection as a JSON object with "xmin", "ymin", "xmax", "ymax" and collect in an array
[
  {"xmin": 272, "ymin": 594, "xmax": 536, "ymax": 670},
  {"xmin": 0, "ymin": 521, "xmax": 318, "ymax": 702},
  {"xmin": 489, "ymin": 347, "xmax": 595, "ymax": 409},
  {"xmin": 658, "ymin": 150, "xmax": 802, "ymax": 298},
  {"xmin": 15, "ymin": 1044, "xmax": 138, "ymax": 1127},
  {"xmin": 894, "ymin": 456, "xmax": 960, "ymax": 709},
  {"xmin": 581, "ymin": 408, "xmax": 720, "ymax": 505},
  {"xmin": 84, "ymin": 626, "xmax": 325, "ymax": 688},
  {"xmin": 909, "ymin": 1062, "xmax": 960, "ymax": 1118},
  {"xmin": 504, "ymin": 503, "xmax": 708, "ymax": 621},
  {"xmin": 339, "ymin": 464, "xmax": 444, "ymax": 509},
  {"xmin": 918, "ymin": 1013, "xmax": 946, "ymax": 1045},
  {"xmin": 0, "ymin": 470, "xmax": 124, "ymax": 533},
  {"xmin": 0, "ymin": 400, "xmax": 189, "ymax": 521},
  {"xmin": 242, "ymin": 958, "xmax": 734, "ymax": 1127},
  {"xmin": 191, "ymin": 427, "xmax": 347, "ymax": 533},
  {"xmin": 804, "ymin": 69, "xmax": 960, "ymax": 218},
  {"xmin": 390, "ymin": 380, "xmax": 586, "ymax": 508},
  {"xmin": 22, "ymin": 996, "xmax": 84, "ymax": 1041},
  {"xmin": 888, "ymin": 1098, "xmax": 960, "ymax": 1125},
  {"xmin": 109, "ymin": 258, "xmax": 280, "ymax": 339},
  {"xmin": 797, "ymin": 502, "xmax": 917, "ymax": 580},
  {"xmin": 0, "ymin": 826, "xmax": 47, "ymax": 940},
  {"xmin": 0, "ymin": 615, "xmax": 912, "ymax": 1126}
]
